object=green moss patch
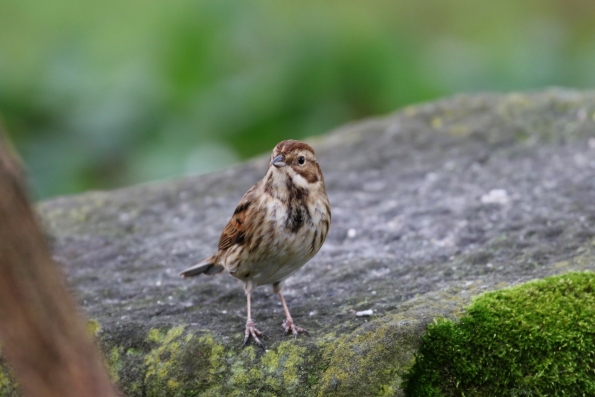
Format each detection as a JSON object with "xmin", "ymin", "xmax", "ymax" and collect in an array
[{"xmin": 404, "ymin": 271, "xmax": 595, "ymax": 396}]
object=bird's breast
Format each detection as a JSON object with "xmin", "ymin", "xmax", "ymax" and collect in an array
[{"xmin": 227, "ymin": 195, "xmax": 327, "ymax": 286}]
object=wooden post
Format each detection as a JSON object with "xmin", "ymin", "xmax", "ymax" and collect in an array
[{"xmin": 0, "ymin": 130, "xmax": 118, "ymax": 397}]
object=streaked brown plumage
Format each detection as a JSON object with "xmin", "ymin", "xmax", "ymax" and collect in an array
[{"xmin": 180, "ymin": 140, "xmax": 331, "ymax": 348}]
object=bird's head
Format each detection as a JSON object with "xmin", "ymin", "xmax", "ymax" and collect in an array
[{"xmin": 269, "ymin": 140, "xmax": 324, "ymax": 190}]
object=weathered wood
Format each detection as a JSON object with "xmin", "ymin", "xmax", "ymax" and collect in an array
[{"xmin": 0, "ymin": 130, "xmax": 117, "ymax": 397}]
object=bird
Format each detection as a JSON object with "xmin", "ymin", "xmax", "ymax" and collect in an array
[{"xmin": 180, "ymin": 140, "xmax": 331, "ymax": 348}]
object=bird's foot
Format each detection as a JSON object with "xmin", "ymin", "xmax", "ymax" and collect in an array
[
  {"xmin": 283, "ymin": 319, "xmax": 310, "ymax": 338},
  {"xmin": 243, "ymin": 320, "xmax": 267, "ymax": 349}
]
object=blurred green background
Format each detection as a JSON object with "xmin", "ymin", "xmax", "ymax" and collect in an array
[{"xmin": 1, "ymin": 0, "xmax": 594, "ymax": 199}]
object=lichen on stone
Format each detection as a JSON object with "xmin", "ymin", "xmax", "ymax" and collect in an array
[
  {"xmin": 86, "ymin": 319, "xmax": 101, "ymax": 336},
  {"xmin": 0, "ymin": 359, "xmax": 18, "ymax": 396}
]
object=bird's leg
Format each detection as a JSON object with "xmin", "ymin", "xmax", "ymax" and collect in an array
[
  {"xmin": 243, "ymin": 283, "xmax": 267, "ymax": 349},
  {"xmin": 274, "ymin": 282, "xmax": 309, "ymax": 338}
]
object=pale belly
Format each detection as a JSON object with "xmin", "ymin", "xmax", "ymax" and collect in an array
[{"xmin": 229, "ymin": 226, "xmax": 317, "ymax": 286}]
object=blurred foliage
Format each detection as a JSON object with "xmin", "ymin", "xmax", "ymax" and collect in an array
[{"xmin": 1, "ymin": 0, "xmax": 595, "ymax": 199}]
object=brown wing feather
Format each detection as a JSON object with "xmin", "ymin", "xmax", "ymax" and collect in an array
[
  {"xmin": 217, "ymin": 184, "xmax": 258, "ymax": 251},
  {"xmin": 218, "ymin": 217, "xmax": 245, "ymax": 251}
]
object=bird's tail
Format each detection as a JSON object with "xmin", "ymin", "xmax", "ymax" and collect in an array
[{"xmin": 180, "ymin": 256, "xmax": 224, "ymax": 278}]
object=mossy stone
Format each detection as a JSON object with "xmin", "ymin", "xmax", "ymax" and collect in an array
[
  {"xmin": 0, "ymin": 89, "xmax": 592, "ymax": 396},
  {"xmin": 404, "ymin": 271, "xmax": 595, "ymax": 396}
]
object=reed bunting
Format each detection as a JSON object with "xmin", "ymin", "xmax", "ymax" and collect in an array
[{"xmin": 181, "ymin": 140, "xmax": 331, "ymax": 348}]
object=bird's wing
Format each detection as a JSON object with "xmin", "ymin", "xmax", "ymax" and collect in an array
[{"xmin": 218, "ymin": 184, "xmax": 258, "ymax": 251}]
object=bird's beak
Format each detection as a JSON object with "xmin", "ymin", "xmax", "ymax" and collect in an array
[{"xmin": 272, "ymin": 154, "xmax": 286, "ymax": 168}]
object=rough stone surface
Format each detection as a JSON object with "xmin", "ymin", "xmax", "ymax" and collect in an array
[{"xmin": 5, "ymin": 89, "xmax": 595, "ymax": 396}]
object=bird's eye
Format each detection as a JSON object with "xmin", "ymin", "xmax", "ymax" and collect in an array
[{"xmin": 298, "ymin": 156, "xmax": 305, "ymax": 165}]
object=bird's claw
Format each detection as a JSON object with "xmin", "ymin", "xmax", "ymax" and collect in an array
[
  {"xmin": 283, "ymin": 319, "xmax": 310, "ymax": 338},
  {"xmin": 243, "ymin": 320, "xmax": 267, "ymax": 349}
]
